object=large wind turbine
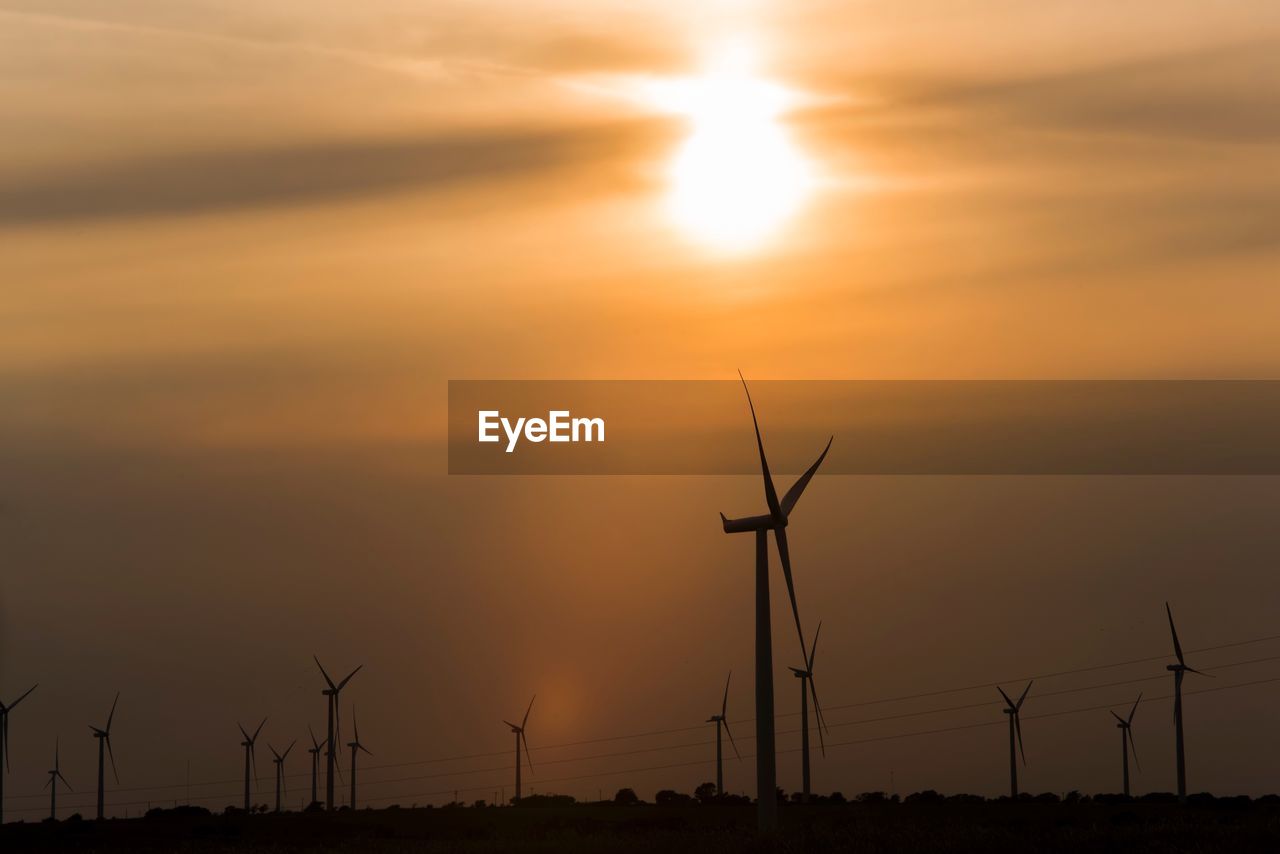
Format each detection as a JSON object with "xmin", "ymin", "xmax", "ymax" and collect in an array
[
  {"xmin": 268, "ymin": 740, "xmax": 296, "ymax": 813},
  {"xmin": 503, "ymin": 696, "xmax": 535, "ymax": 802},
  {"xmin": 238, "ymin": 718, "xmax": 266, "ymax": 812},
  {"xmin": 44, "ymin": 738, "xmax": 71, "ymax": 821},
  {"xmin": 789, "ymin": 621, "xmax": 829, "ymax": 803},
  {"xmin": 705, "ymin": 671, "xmax": 740, "ymax": 796},
  {"xmin": 0, "ymin": 683, "xmax": 37, "ymax": 825},
  {"xmin": 314, "ymin": 656, "xmax": 361, "ymax": 811},
  {"xmin": 997, "ymin": 682, "xmax": 1032, "ymax": 799},
  {"xmin": 346, "ymin": 708, "xmax": 373, "ymax": 810},
  {"xmin": 89, "ymin": 692, "xmax": 120, "ymax": 820},
  {"xmin": 1166, "ymin": 602, "xmax": 1210, "ymax": 803},
  {"xmin": 1111, "ymin": 693, "xmax": 1141, "ymax": 797},
  {"xmin": 719, "ymin": 373, "xmax": 832, "ymax": 831},
  {"xmin": 307, "ymin": 725, "xmax": 327, "ymax": 807}
]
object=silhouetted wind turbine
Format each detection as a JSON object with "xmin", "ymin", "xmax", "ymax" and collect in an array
[
  {"xmin": 705, "ymin": 671, "xmax": 740, "ymax": 796},
  {"xmin": 307, "ymin": 725, "xmax": 327, "ymax": 807},
  {"xmin": 719, "ymin": 372, "xmax": 832, "ymax": 831},
  {"xmin": 314, "ymin": 656, "xmax": 361, "ymax": 811},
  {"xmin": 1166, "ymin": 602, "xmax": 1211, "ymax": 804},
  {"xmin": 238, "ymin": 718, "xmax": 266, "ymax": 812},
  {"xmin": 997, "ymin": 681, "xmax": 1032, "ymax": 799},
  {"xmin": 347, "ymin": 708, "xmax": 372, "ymax": 810},
  {"xmin": 268, "ymin": 740, "xmax": 295, "ymax": 813},
  {"xmin": 504, "ymin": 696, "xmax": 535, "ymax": 802},
  {"xmin": 0, "ymin": 682, "xmax": 37, "ymax": 825},
  {"xmin": 1111, "ymin": 693, "xmax": 1141, "ymax": 797},
  {"xmin": 44, "ymin": 738, "xmax": 71, "ymax": 821},
  {"xmin": 789, "ymin": 621, "xmax": 829, "ymax": 803},
  {"xmin": 89, "ymin": 692, "xmax": 120, "ymax": 820}
]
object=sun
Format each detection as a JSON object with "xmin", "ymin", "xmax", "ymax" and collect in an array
[{"xmin": 644, "ymin": 40, "xmax": 814, "ymax": 251}]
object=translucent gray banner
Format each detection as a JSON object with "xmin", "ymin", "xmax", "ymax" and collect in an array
[{"xmin": 447, "ymin": 380, "xmax": 1280, "ymax": 475}]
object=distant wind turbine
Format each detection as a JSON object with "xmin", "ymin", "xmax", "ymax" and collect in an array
[
  {"xmin": 1166, "ymin": 602, "xmax": 1211, "ymax": 803},
  {"xmin": 705, "ymin": 671, "xmax": 740, "ymax": 796},
  {"xmin": 238, "ymin": 718, "xmax": 267, "ymax": 812},
  {"xmin": 346, "ymin": 708, "xmax": 372, "ymax": 810},
  {"xmin": 268, "ymin": 740, "xmax": 296, "ymax": 813},
  {"xmin": 504, "ymin": 696, "xmax": 535, "ymax": 802},
  {"xmin": 307, "ymin": 725, "xmax": 327, "ymax": 807},
  {"xmin": 1111, "ymin": 693, "xmax": 1142, "ymax": 797},
  {"xmin": 314, "ymin": 656, "xmax": 362, "ymax": 811},
  {"xmin": 89, "ymin": 692, "xmax": 120, "ymax": 820},
  {"xmin": 44, "ymin": 737, "xmax": 71, "ymax": 821},
  {"xmin": 997, "ymin": 682, "xmax": 1032, "ymax": 799},
  {"xmin": 719, "ymin": 372, "xmax": 832, "ymax": 831},
  {"xmin": 789, "ymin": 621, "xmax": 829, "ymax": 802},
  {"xmin": 0, "ymin": 682, "xmax": 37, "ymax": 825}
]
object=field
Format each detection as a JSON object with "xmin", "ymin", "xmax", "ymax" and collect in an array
[{"xmin": 6, "ymin": 798, "xmax": 1280, "ymax": 853}]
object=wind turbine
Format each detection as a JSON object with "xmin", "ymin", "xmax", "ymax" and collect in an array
[
  {"xmin": 44, "ymin": 738, "xmax": 72, "ymax": 821},
  {"xmin": 346, "ymin": 708, "xmax": 372, "ymax": 810},
  {"xmin": 0, "ymin": 683, "xmax": 37, "ymax": 825},
  {"xmin": 268, "ymin": 740, "xmax": 296, "ymax": 813},
  {"xmin": 503, "ymin": 696, "xmax": 535, "ymax": 802},
  {"xmin": 789, "ymin": 621, "xmax": 829, "ymax": 803},
  {"xmin": 719, "ymin": 373, "xmax": 832, "ymax": 831},
  {"xmin": 314, "ymin": 656, "xmax": 361, "ymax": 811},
  {"xmin": 705, "ymin": 671, "xmax": 740, "ymax": 796},
  {"xmin": 1111, "ymin": 693, "xmax": 1141, "ymax": 797},
  {"xmin": 89, "ymin": 692, "xmax": 120, "ymax": 820},
  {"xmin": 1166, "ymin": 602, "xmax": 1210, "ymax": 803},
  {"xmin": 997, "ymin": 681, "xmax": 1032, "ymax": 799},
  {"xmin": 307, "ymin": 725, "xmax": 327, "ymax": 807},
  {"xmin": 238, "ymin": 718, "xmax": 266, "ymax": 812}
]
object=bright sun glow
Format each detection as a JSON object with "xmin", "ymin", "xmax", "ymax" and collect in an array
[{"xmin": 644, "ymin": 40, "xmax": 814, "ymax": 251}]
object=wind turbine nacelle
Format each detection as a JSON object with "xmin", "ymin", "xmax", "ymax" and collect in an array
[{"xmin": 720, "ymin": 512, "xmax": 778, "ymax": 534}]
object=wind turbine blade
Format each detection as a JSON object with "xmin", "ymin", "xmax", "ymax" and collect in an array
[
  {"xmin": 337, "ymin": 665, "xmax": 363, "ymax": 691},
  {"xmin": 314, "ymin": 656, "xmax": 337, "ymax": 690},
  {"xmin": 238, "ymin": 723, "xmax": 251, "ymax": 741},
  {"xmin": 1185, "ymin": 667, "xmax": 1215, "ymax": 678},
  {"xmin": 106, "ymin": 692, "xmax": 119, "ymax": 733},
  {"xmin": 1166, "ymin": 602, "xmax": 1185, "ymax": 665},
  {"xmin": 723, "ymin": 720, "xmax": 741, "ymax": 760},
  {"xmin": 522, "ymin": 695, "xmax": 536, "ymax": 730},
  {"xmin": 808, "ymin": 621, "xmax": 823, "ymax": 672},
  {"xmin": 809, "ymin": 677, "xmax": 827, "ymax": 757},
  {"xmin": 1014, "ymin": 714, "xmax": 1026, "ymax": 766},
  {"xmin": 809, "ymin": 673, "xmax": 830, "ymax": 735},
  {"xmin": 738, "ymin": 372, "xmax": 782, "ymax": 519},
  {"xmin": 44, "ymin": 775, "xmax": 52, "ymax": 790},
  {"xmin": 1016, "ymin": 680, "xmax": 1033, "ymax": 710},
  {"xmin": 502, "ymin": 720, "xmax": 519, "ymax": 729},
  {"xmin": 284, "ymin": 739, "xmax": 296, "ymax": 760},
  {"xmin": 106, "ymin": 736, "xmax": 120, "ymax": 784},
  {"xmin": 252, "ymin": 717, "xmax": 267, "ymax": 741},
  {"xmin": 359, "ymin": 744, "xmax": 373, "ymax": 757},
  {"xmin": 721, "ymin": 672, "xmax": 731, "ymax": 719},
  {"xmin": 997, "ymin": 686, "xmax": 1014, "ymax": 708},
  {"xmin": 1110, "ymin": 711, "xmax": 1126, "ymax": 725},
  {"xmin": 1129, "ymin": 693, "xmax": 1141, "ymax": 725},
  {"xmin": 773, "ymin": 526, "xmax": 807, "ymax": 658},
  {"xmin": 353, "ymin": 708, "xmax": 360, "ymax": 744},
  {"xmin": 9, "ymin": 683, "xmax": 37, "ymax": 710},
  {"xmin": 309, "ymin": 724, "xmax": 321, "ymax": 750},
  {"xmin": 780, "ymin": 437, "xmax": 834, "ymax": 517},
  {"xmin": 521, "ymin": 732, "xmax": 534, "ymax": 773},
  {"xmin": 1128, "ymin": 727, "xmax": 1141, "ymax": 771},
  {"xmin": 58, "ymin": 771, "xmax": 72, "ymax": 790}
]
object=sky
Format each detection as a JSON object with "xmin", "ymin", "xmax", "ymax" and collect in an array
[{"xmin": 2, "ymin": 0, "xmax": 1280, "ymax": 818}]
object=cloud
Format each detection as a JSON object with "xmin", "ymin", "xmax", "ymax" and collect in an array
[{"xmin": 0, "ymin": 119, "xmax": 671, "ymax": 226}]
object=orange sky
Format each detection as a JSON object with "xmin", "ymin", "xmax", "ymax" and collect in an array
[{"xmin": 2, "ymin": 0, "xmax": 1280, "ymax": 817}]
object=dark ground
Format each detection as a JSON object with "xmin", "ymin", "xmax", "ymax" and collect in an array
[{"xmin": 5, "ymin": 800, "xmax": 1280, "ymax": 853}]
